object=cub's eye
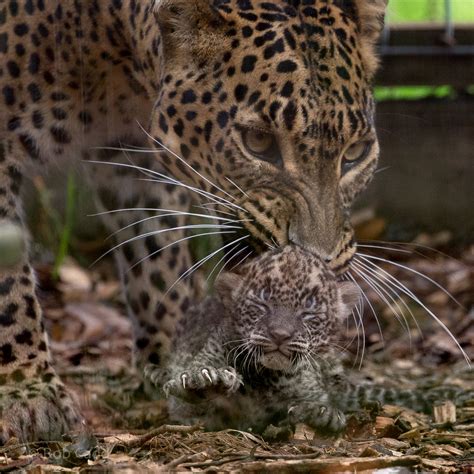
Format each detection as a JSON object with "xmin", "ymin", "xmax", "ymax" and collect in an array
[
  {"xmin": 260, "ymin": 288, "xmax": 271, "ymax": 301},
  {"xmin": 241, "ymin": 128, "xmax": 282, "ymax": 167},
  {"xmin": 305, "ymin": 295, "xmax": 317, "ymax": 310},
  {"xmin": 342, "ymin": 140, "xmax": 373, "ymax": 174}
]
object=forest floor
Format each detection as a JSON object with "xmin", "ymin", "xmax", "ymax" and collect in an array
[{"xmin": 1, "ymin": 235, "xmax": 473, "ymax": 472}]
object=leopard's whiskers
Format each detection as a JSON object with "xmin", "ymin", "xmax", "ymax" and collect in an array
[
  {"xmin": 129, "ymin": 230, "xmax": 238, "ymax": 272},
  {"xmin": 161, "ymin": 234, "xmax": 250, "ymax": 298},
  {"xmin": 356, "ymin": 252, "xmax": 463, "ymax": 307},
  {"xmin": 193, "ymin": 203, "xmax": 236, "ymax": 217},
  {"xmin": 353, "ymin": 296, "xmax": 367, "ymax": 368},
  {"xmin": 213, "ymin": 244, "xmax": 250, "ymax": 283},
  {"xmin": 138, "ymin": 177, "xmax": 244, "ymax": 214},
  {"xmin": 354, "ymin": 254, "xmax": 471, "ymax": 365},
  {"xmin": 346, "ymin": 272, "xmax": 367, "ymax": 368},
  {"xmin": 206, "ymin": 241, "xmax": 242, "ymax": 282},
  {"xmin": 94, "ymin": 208, "xmax": 247, "ymax": 241},
  {"xmin": 330, "ymin": 342, "xmax": 352, "ymax": 356},
  {"xmin": 90, "ymin": 223, "xmax": 242, "ymax": 266},
  {"xmin": 88, "ymin": 158, "xmax": 245, "ymax": 214},
  {"xmin": 225, "ymin": 177, "xmax": 250, "ymax": 198},
  {"xmin": 353, "ymin": 258, "xmax": 421, "ymax": 341},
  {"xmin": 229, "ymin": 250, "xmax": 254, "ymax": 272},
  {"xmin": 138, "ymin": 122, "xmax": 242, "ymax": 206},
  {"xmin": 359, "ymin": 239, "xmax": 461, "ymax": 262},
  {"xmin": 351, "ymin": 262, "xmax": 412, "ymax": 344},
  {"xmin": 357, "ymin": 244, "xmax": 412, "ymax": 254}
]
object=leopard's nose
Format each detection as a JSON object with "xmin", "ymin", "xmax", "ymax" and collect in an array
[{"xmin": 269, "ymin": 328, "xmax": 293, "ymax": 345}]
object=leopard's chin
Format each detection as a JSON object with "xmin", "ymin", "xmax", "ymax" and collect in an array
[{"xmin": 260, "ymin": 352, "xmax": 293, "ymax": 372}]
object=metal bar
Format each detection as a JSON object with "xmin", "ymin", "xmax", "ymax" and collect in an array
[
  {"xmin": 444, "ymin": 0, "xmax": 455, "ymax": 43},
  {"xmin": 380, "ymin": 45, "xmax": 474, "ymax": 56}
]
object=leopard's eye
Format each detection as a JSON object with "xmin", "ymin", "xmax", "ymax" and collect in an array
[
  {"xmin": 342, "ymin": 140, "xmax": 373, "ymax": 174},
  {"xmin": 241, "ymin": 128, "xmax": 282, "ymax": 167}
]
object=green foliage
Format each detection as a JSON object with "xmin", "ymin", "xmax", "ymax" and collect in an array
[
  {"xmin": 53, "ymin": 172, "xmax": 77, "ymax": 278},
  {"xmin": 388, "ymin": 0, "xmax": 474, "ymax": 23},
  {"xmin": 374, "ymin": 85, "xmax": 457, "ymax": 101}
]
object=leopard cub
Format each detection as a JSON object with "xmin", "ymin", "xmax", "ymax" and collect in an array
[{"xmin": 150, "ymin": 246, "xmax": 360, "ymax": 435}]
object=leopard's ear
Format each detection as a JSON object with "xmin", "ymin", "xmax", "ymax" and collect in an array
[
  {"xmin": 353, "ymin": 0, "xmax": 388, "ymax": 42},
  {"xmin": 154, "ymin": 0, "xmax": 231, "ymax": 63},
  {"xmin": 214, "ymin": 273, "xmax": 244, "ymax": 305},
  {"xmin": 336, "ymin": 281, "xmax": 361, "ymax": 320},
  {"xmin": 338, "ymin": 0, "xmax": 388, "ymax": 76}
]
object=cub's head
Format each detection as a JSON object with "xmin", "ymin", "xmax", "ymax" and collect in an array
[
  {"xmin": 150, "ymin": 0, "xmax": 388, "ymax": 274},
  {"xmin": 215, "ymin": 246, "xmax": 360, "ymax": 372}
]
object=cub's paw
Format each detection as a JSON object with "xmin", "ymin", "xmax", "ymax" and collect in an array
[
  {"xmin": 163, "ymin": 366, "xmax": 242, "ymax": 401},
  {"xmin": 0, "ymin": 375, "xmax": 84, "ymax": 444},
  {"xmin": 288, "ymin": 402, "xmax": 346, "ymax": 436}
]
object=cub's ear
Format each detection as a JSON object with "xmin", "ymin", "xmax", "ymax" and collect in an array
[
  {"xmin": 154, "ymin": 0, "xmax": 231, "ymax": 63},
  {"xmin": 338, "ymin": 0, "xmax": 388, "ymax": 76},
  {"xmin": 336, "ymin": 281, "xmax": 361, "ymax": 320},
  {"xmin": 214, "ymin": 272, "xmax": 244, "ymax": 305}
]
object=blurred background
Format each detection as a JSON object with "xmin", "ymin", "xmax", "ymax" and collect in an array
[{"xmin": 360, "ymin": 0, "xmax": 474, "ymax": 242}]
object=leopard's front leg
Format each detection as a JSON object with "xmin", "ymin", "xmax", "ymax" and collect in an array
[
  {"xmin": 86, "ymin": 153, "xmax": 199, "ymax": 389},
  {"xmin": 0, "ymin": 140, "xmax": 83, "ymax": 443}
]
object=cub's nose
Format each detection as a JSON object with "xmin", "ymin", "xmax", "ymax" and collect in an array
[{"xmin": 269, "ymin": 328, "xmax": 293, "ymax": 345}]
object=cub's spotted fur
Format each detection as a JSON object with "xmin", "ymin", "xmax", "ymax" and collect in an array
[
  {"xmin": 161, "ymin": 246, "xmax": 471, "ymax": 434},
  {"xmin": 0, "ymin": 0, "xmax": 387, "ymax": 441},
  {"xmin": 159, "ymin": 246, "xmax": 359, "ymax": 433}
]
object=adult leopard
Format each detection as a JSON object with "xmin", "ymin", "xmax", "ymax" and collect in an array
[{"xmin": 0, "ymin": 0, "xmax": 387, "ymax": 442}]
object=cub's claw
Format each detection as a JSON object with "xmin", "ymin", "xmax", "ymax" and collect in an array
[
  {"xmin": 288, "ymin": 402, "xmax": 346, "ymax": 435},
  {"xmin": 163, "ymin": 366, "xmax": 242, "ymax": 401}
]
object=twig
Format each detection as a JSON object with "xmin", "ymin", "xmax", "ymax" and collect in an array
[
  {"xmin": 179, "ymin": 455, "xmax": 249, "ymax": 469},
  {"xmin": 176, "ymin": 451, "xmax": 324, "ymax": 469},
  {"xmin": 123, "ymin": 424, "xmax": 202, "ymax": 449},
  {"xmin": 237, "ymin": 455, "xmax": 423, "ymax": 473},
  {"xmin": 166, "ymin": 452, "xmax": 208, "ymax": 468}
]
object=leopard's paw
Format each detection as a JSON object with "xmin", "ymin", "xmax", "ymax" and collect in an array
[
  {"xmin": 0, "ymin": 375, "xmax": 84, "ymax": 444},
  {"xmin": 163, "ymin": 366, "xmax": 242, "ymax": 401},
  {"xmin": 288, "ymin": 402, "xmax": 346, "ymax": 436}
]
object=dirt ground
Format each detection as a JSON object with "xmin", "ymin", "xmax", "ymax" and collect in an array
[{"xmin": 1, "ymin": 236, "xmax": 473, "ymax": 472}]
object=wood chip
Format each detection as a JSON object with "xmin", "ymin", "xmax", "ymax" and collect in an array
[
  {"xmin": 293, "ymin": 424, "xmax": 315, "ymax": 441},
  {"xmin": 434, "ymin": 400, "xmax": 457, "ymax": 424}
]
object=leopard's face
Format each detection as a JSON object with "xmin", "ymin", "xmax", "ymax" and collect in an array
[
  {"xmin": 216, "ymin": 246, "xmax": 359, "ymax": 372},
  {"xmin": 151, "ymin": 0, "xmax": 386, "ymax": 274}
]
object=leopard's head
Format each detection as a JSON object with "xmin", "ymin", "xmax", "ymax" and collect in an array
[
  {"xmin": 215, "ymin": 246, "xmax": 360, "ymax": 372},
  {"xmin": 150, "ymin": 0, "xmax": 387, "ymax": 273}
]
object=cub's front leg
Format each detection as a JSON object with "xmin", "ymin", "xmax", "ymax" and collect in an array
[
  {"xmin": 288, "ymin": 401, "xmax": 346, "ymax": 435},
  {"xmin": 163, "ymin": 366, "xmax": 242, "ymax": 402},
  {"xmin": 161, "ymin": 334, "xmax": 243, "ymax": 402},
  {"xmin": 282, "ymin": 366, "xmax": 347, "ymax": 436}
]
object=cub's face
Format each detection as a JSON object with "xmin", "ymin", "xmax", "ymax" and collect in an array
[
  {"xmin": 216, "ymin": 246, "xmax": 359, "ymax": 372},
  {"xmin": 151, "ymin": 0, "xmax": 387, "ymax": 273}
]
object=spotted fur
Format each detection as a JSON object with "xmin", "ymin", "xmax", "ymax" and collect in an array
[
  {"xmin": 0, "ymin": 0, "xmax": 387, "ymax": 441},
  {"xmin": 159, "ymin": 246, "xmax": 359, "ymax": 433},
  {"xmin": 161, "ymin": 246, "xmax": 472, "ymax": 434}
]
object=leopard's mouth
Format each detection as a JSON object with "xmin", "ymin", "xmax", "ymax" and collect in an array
[{"xmin": 260, "ymin": 351, "xmax": 293, "ymax": 372}]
